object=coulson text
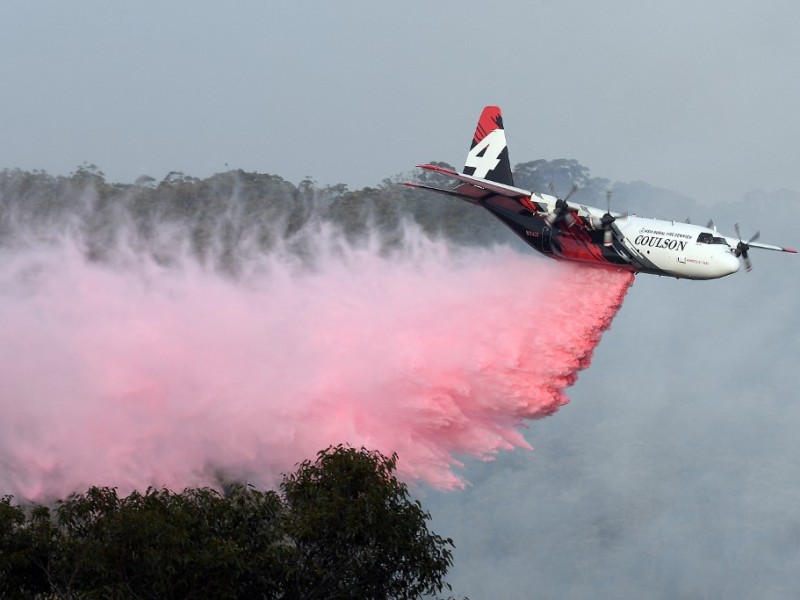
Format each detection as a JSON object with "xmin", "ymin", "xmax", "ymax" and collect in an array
[{"xmin": 634, "ymin": 235, "xmax": 687, "ymax": 252}]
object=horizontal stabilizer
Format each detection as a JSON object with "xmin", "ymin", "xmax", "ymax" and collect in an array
[
  {"xmin": 401, "ymin": 181, "xmax": 482, "ymax": 203},
  {"xmin": 414, "ymin": 164, "xmax": 538, "ymax": 205}
]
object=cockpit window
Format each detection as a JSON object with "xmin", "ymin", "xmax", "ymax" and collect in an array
[
  {"xmin": 697, "ymin": 233, "xmax": 713, "ymax": 244},
  {"xmin": 698, "ymin": 233, "xmax": 729, "ymax": 245}
]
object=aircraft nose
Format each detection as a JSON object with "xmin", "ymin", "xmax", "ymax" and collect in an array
[{"xmin": 724, "ymin": 252, "xmax": 740, "ymax": 275}]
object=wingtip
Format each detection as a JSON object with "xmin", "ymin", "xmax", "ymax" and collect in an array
[
  {"xmin": 415, "ymin": 164, "xmax": 458, "ymax": 176},
  {"xmin": 784, "ymin": 247, "xmax": 798, "ymax": 254}
]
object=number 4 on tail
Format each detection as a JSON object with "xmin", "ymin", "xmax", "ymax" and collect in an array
[{"xmin": 464, "ymin": 129, "xmax": 506, "ymax": 179}]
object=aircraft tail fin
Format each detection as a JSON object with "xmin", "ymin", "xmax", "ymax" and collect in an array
[{"xmin": 463, "ymin": 106, "xmax": 515, "ymax": 187}]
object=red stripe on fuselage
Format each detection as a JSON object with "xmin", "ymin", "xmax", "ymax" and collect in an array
[{"xmin": 553, "ymin": 215, "xmax": 609, "ymax": 263}]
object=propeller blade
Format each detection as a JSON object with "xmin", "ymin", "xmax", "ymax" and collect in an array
[
  {"xmin": 564, "ymin": 183, "xmax": 579, "ymax": 202},
  {"xmin": 732, "ymin": 225, "xmax": 759, "ymax": 270},
  {"xmin": 685, "ymin": 217, "xmax": 691, "ymax": 224},
  {"xmin": 706, "ymin": 219, "xmax": 714, "ymax": 229},
  {"xmin": 600, "ymin": 200, "xmax": 616, "ymax": 246},
  {"xmin": 546, "ymin": 198, "xmax": 575, "ymax": 227}
]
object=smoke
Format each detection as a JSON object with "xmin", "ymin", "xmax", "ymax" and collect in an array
[{"xmin": 0, "ymin": 220, "xmax": 633, "ymax": 500}]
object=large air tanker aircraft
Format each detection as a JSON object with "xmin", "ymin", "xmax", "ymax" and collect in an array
[{"xmin": 405, "ymin": 106, "xmax": 795, "ymax": 279}]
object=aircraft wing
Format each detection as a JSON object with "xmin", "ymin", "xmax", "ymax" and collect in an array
[
  {"xmin": 747, "ymin": 241, "xmax": 797, "ymax": 253},
  {"xmin": 721, "ymin": 236, "xmax": 797, "ymax": 253},
  {"xmin": 403, "ymin": 164, "xmax": 547, "ymax": 212}
]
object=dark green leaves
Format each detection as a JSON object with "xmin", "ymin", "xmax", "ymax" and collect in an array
[{"xmin": 0, "ymin": 447, "xmax": 453, "ymax": 599}]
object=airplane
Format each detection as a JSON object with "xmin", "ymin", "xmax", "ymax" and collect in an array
[{"xmin": 404, "ymin": 106, "xmax": 796, "ymax": 280}]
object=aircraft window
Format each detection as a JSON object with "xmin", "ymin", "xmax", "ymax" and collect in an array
[
  {"xmin": 711, "ymin": 236, "xmax": 728, "ymax": 245},
  {"xmin": 697, "ymin": 233, "xmax": 713, "ymax": 244}
]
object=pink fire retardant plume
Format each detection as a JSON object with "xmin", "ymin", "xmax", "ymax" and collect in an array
[{"xmin": 0, "ymin": 232, "xmax": 633, "ymax": 500}]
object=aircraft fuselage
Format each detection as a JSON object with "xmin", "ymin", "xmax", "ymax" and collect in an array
[{"xmin": 485, "ymin": 194, "xmax": 741, "ymax": 279}]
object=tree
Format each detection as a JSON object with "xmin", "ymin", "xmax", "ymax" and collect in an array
[
  {"xmin": 0, "ymin": 497, "xmax": 52, "ymax": 599},
  {"xmin": 70, "ymin": 163, "xmax": 106, "ymax": 186},
  {"xmin": 282, "ymin": 446, "xmax": 454, "ymax": 599},
  {"xmin": 0, "ymin": 447, "xmax": 454, "ymax": 599},
  {"xmin": 37, "ymin": 486, "xmax": 286, "ymax": 599}
]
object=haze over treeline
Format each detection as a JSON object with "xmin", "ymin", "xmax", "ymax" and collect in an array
[
  {"xmin": 2, "ymin": 159, "xmax": 795, "ymax": 262},
  {"xmin": 0, "ymin": 159, "xmax": 711, "ymax": 260}
]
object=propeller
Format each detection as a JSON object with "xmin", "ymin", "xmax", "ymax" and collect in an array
[
  {"xmin": 733, "ymin": 223, "xmax": 760, "ymax": 272},
  {"xmin": 601, "ymin": 190, "xmax": 616, "ymax": 247},
  {"xmin": 546, "ymin": 183, "xmax": 578, "ymax": 227},
  {"xmin": 706, "ymin": 219, "xmax": 715, "ymax": 230}
]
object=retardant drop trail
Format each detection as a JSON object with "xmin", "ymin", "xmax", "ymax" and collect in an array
[{"xmin": 0, "ymin": 232, "xmax": 633, "ymax": 500}]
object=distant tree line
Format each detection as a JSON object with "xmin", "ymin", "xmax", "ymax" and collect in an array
[
  {"xmin": 0, "ymin": 160, "xmax": 638, "ymax": 273},
  {"xmin": 0, "ymin": 446, "xmax": 454, "ymax": 599}
]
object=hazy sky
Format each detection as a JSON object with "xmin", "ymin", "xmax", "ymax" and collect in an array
[{"xmin": 3, "ymin": 1, "xmax": 800, "ymax": 205}]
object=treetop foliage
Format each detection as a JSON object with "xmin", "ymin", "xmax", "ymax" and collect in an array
[{"xmin": 0, "ymin": 446, "xmax": 454, "ymax": 599}]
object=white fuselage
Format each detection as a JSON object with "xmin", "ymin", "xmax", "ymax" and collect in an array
[
  {"xmin": 614, "ymin": 215, "xmax": 740, "ymax": 279},
  {"xmin": 532, "ymin": 198, "xmax": 744, "ymax": 280}
]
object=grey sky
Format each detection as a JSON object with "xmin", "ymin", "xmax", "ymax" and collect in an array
[{"xmin": 2, "ymin": 1, "xmax": 800, "ymax": 206}]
